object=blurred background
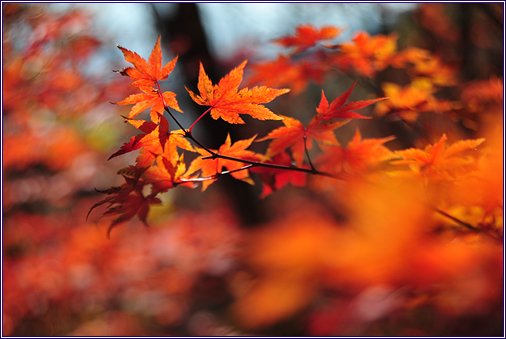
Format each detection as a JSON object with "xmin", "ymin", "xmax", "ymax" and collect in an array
[{"xmin": 2, "ymin": 3, "xmax": 503, "ymax": 336}]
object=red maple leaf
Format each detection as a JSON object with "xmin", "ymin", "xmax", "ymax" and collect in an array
[
  {"xmin": 258, "ymin": 116, "xmax": 347, "ymax": 167},
  {"xmin": 249, "ymin": 152, "xmax": 307, "ymax": 198},
  {"xmin": 316, "ymin": 80, "xmax": 387, "ymax": 121},
  {"xmin": 109, "ymin": 114, "xmax": 193, "ymax": 180},
  {"xmin": 108, "ymin": 118, "xmax": 157, "ymax": 160},
  {"xmin": 88, "ymin": 176, "xmax": 161, "ymax": 238},
  {"xmin": 316, "ymin": 129, "xmax": 395, "ymax": 175}
]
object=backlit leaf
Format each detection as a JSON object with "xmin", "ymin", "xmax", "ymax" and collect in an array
[
  {"xmin": 186, "ymin": 60, "xmax": 289, "ymax": 124},
  {"xmin": 273, "ymin": 24, "xmax": 342, "ymax": 53},
  {"xmin": 258, "ymin": 116, "xmax": 346, "ymax": 167},
  {"xmin": 316, "ymin": 80, "xmax": 386, "ymax": 121},
  {"xmin": 186, "ymin": 134, "xmax": 261, "ymax": 190}
]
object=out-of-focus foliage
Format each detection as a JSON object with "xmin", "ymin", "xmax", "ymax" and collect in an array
[
  {"xmin": 2, "ymin": 3, "xmax": 504, "ymax": 336},
  {"xmin": 2, "ymin": 3, "xmax": 130, "ymax": 212}
]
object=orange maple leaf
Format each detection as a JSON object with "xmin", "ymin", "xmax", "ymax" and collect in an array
[
  {"xmin": 316, "ymin": 129, "xmax": 395, "ymax": 175},
  {"xmin": 393, "ymin": 134, "xmax": 486, "ymax": 182},
  {"xmin": 116, "ymin": 36, "xmax": 178, "ymax": 88},
  {"xmin": 113, "ymin": 86, "xmax": 182, "ymax": 123},
  {"xmin": 316, "ymin": 80, "xmax": 386, "ymax": 121},
  {"xmin": 186, "ymin": 60, "xmax": 290, "ymax": 124},
  {"xmin": 374, "ymin": 79, "xmax": 453, "ymax": 122},
  {"xmin": 144, "ymin": 154, "xmax": 194, "ymax": 195},
  {"xmin": 109, "ymin": 115, "xmax": 194, "ymax": 179},
  {"xmin": 273, "ymin": 24, "xmax": 342, "ymax": 53},
  {"xmin": 245, "ymin": 56, "xmax": 326, "ymax": 95},
  {"xmin": 460, "ymin": 76, "xmax": 504, "ymax": 111},
  {"xmin": 258, "ymin": 116, "xmax": 347, "ymax": 167},
  {"xmin": 391, "ymin": 47, "xmax": 457, "ymax": 87},
  {"xmin": 332, "ymin": 31, "xmax": 398, "ymax": 77},
  {"xmin": 186, "ymin": 134, "xmax": 261, "ymax": 191}
]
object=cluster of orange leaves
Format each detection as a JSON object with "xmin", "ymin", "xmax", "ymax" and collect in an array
[
  {"xmin": 3, "ymin": 202, "xmax": 243, "ymax": 336},
  {"xmin": 3, "ymin": 3, "xmax": 502, "ymax": 335},
  {"xmin": 90, "ymin": 35, "xmax": 406, "ymax": 232},
  {"xmin": 93, "ymin": 30, "xmax": 500, "ymax": 239},
  {"xmin": 3, "ymin": 6, "xmax": 100, "ymax": 172},
  {"xmin": 246, "ymin": 24, "xmax": 460, "ymax": 117},
  {"xmin": 92, "ymin": 22, "xmax": 502, "ymax": 332},
  {"xmin": 2, "ymin": 4, "xmax": 131, "ymax": 212}
]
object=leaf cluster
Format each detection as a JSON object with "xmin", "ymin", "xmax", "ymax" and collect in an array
[{"xmin": 91, "ymin": 27, "xmax": 496, "ymax": 243}]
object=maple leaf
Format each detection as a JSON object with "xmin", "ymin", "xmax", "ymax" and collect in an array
[
  {"xmin": 186, "ymin": 60, "xmax": 290, "ymax": 124},
  {"xmin": 258, "ymin": 116, "xmax": 347, "ymax": 167},
  {"xmin": 249, "ymin": 152, "xmax": 307, "ymax": 198},
  {"xmin": 410, "ymin": 56, "xmax": 457, "ymax": 87},
  {"xmin": 144, "ymin": 154, "xmax": 194, "ymax": 195},
  {"xmin": 393, "ymin": 134, "xmax": 486, "ymax": 182},
  {"xmin": 88, "ymin": 176, "xmax": 161, "ymax": 238},
  {"xmin": 108, "ymin": 118, "xmax": 157, "ymax": 160},
  {"xmin": 391, "ymin": 47, "xmax": 457, "ymax": 87},
  {"xmin": 374, "ymin": 79, "xmax": 453, "ymax": 122},
  {"xmin": 390, "ymin": 46, "xmax": 432, "ymax": 68},
  {"xmin": 115, "ymin": 36, "xmax": 178, "ymax": 88},
  {"xmin": 109, "ymin": 115, "xmax": 194, "ymax": 181},
  {"xmin": 273, "ymin": 24, "xmax": 342, "ymax": 53},
  {"xmin": 316, "ymin": 80, "xmax": 386, "ymax": 121},
  {"xmin": 460, "ymin": 76, "xmax": 504, "ymax": 111},
  {"xmin": 113, "ymin": 86, "xmax": 182, "ymax": 123},
  {"xmin": 332, "ymin": 31, "xmax": 398, "ymax": 77},
  {"xmin": 186, "ymin": 134, "xmax": 261, "ymax": 191},
  {"xmin": 315, "ymin": 129, "xmax": 395, "ymax": 175},
  {"xmin": 245, "ymin": 55, "xmax": 326, "ymax": 95}
]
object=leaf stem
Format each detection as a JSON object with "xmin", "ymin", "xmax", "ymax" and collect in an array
[{"xmin": 189, "ymin": 107, "xmax": 212, "ymax": 134}]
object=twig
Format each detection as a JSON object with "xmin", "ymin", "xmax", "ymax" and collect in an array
[
  {"xmin": 164, "ymin": 106, "xmax": 340, "ymax": 179},
  {"xmin": 434, "ymin": 208, "xmax": 502, "ymax": 242}
]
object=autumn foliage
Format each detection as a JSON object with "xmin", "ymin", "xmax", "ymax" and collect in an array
[{"xmin": 3, "ymin": 3, "xmax": 503, "ymax": 336}]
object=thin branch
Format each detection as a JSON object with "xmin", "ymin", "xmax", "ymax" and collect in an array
[
  {"xmin": 156, "ymin": 80, "xmax": 187, "ymax": 132},
  {"xmin": 434, "ymin": 208, "xmax": 502, "ymax": 242},
  {"xmin": 435, "ymin": 208, "xmax": 480, "ymax": 232},
  {"xmin": 218, "ymin": 164, "xmax": 254, "ymax": 176},
  {"xmin": 165, "ymin": 108, "xmax": 187, "ymax": 132},
  {"xmin": 200, "ymin": 151, "xmax": 336, "ymax": 177},
  {"xmin": 164, "ymin": 106, "xmax": 340, "ymax": 179},
  {"xmin": 177, "ymin": 165, "xmax": 254, "ymax": 183},
  {"xmin": 177, "ymin": 176, "xmax": 213, "ymax": 183},
  {"xmin": 303, "ymin": 131, "xmax": 316, "ymax": 172}
]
